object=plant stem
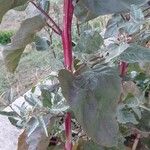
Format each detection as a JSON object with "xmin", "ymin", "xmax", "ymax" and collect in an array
[
  {"xmin": 46, "ymin": 23, "xmax": 61, "ymax": 35},
  {"xmin": 30, "ymin": 1, "xmax": 62, "ymax": 35},
  {"xmin": 119, "ymin": 61, "xmax": 128, "ymax": 78},
  {"xmin": 132, "ymin": 134, "xmax": 141, "ymax": 150},
  {"xmin": 61, "ymin": 0, "xmax": 74, "ymax": 150},
  {"xmin": 62, "ymin": 0, "xmax": 74, "ymax": 70},
  {"xmin": 65, "ymin": 112, "xmax": 72, "ymax": 150}
]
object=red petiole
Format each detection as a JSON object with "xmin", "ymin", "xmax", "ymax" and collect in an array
[{"xmin": 119, "ymin": 61, "xmax": 128, "ymax": 78}]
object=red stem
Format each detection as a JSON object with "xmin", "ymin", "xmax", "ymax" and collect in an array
[
  {"xmin": 62, "ymin": 0, "xmax": 74, "ymax": 70},
  {"xmin": 119, "ymin": 61, "xmax": 128, "ymax": 78},
  {"xmin": 62, "ymin": 1, "xmax": 74, "ymax": 150},
  {"xmin": 30, "ymin": 1, "xmax": 62, "ymax": 35},
  {"xmin": 65, "ymin": 112, "xmax": 72, "ymax": 150}
]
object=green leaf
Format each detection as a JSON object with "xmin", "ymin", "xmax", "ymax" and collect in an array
[
  {"xmin": 13, "ymin": 3, "xmax": 28, "ymax": 11},
  {"xmin": 74, "ymin": 138, "xmax": 126, "ymax": 150},
  {"xmin": 59, "ymin": 66, "xmax": 121, "ymax": 147},
  {"xmin": 37, "ymin": 116, "xmax": 48, "ymax": 137},
  {"xmin": 105, "ymin": 43, "xmax": 129, "ymax": 63},
  {"xmin": 0, "ymin": 111, "xmax": 18, "ymax": 117},
  {"xmin": 118, "ymin": 45, "xmax": 150, "ymax": 63},
  {"xmin": 137, "ymin": 110, "xmax": 150, "ymax": 132},
  {"xmin": 24, "ymin": 95, "xmax": 37, "ymax": 106},
  {"xmin": 40, "ymin": 0, "xmax": 50, "ymax": 13},
  {"xmin": 27, "ymin": 118, "xmax": 39, "ymax": 137},
  {"xmin": 122, "ymin": 22, "xmax": 141, "ymax": 35},
  {"xmin": 104, "ymin": 14, "xmax": 125, "ymax": 39},
  {"xmin": 0, "ymin": 0, "xmax": 28, "ymax": 23},
  {"xmin": 3, "ymin": 15, "xmax": 46, "ymax": 72},
  {"xmin": 75, "ymin": 0, "xmax": 147, "ymax": 22},
  {"xmin": 75, "ymin": 140, "xmax": 105, "ymax": 150},
  {"xmin": 8, "ymin": 117, "xmax": 23, "ymax": 129},
  {"xmin": 17, "ymin": 115, "xmax": 55, "ymax": 150},
  {"xmin": 75, "ymin": 30, "xmax": 103, "ymax": 54},
  {"xmin": 117, "ymin": 104, "xmax": 138, "ymax": 125},
  {"xmin": 130, "ymin": 4, "xmax": 144, "ymax": 22},
  {"xmin": 27, "ymin": 115, "xmax": 54, "ymax": 150},
  {"xmin": 34, "ymin": 36, "xmax": 51, "ymax": 51},
  {"xmin": 41, "ymin": 88, "xmax": 52, "ymax": 108}
]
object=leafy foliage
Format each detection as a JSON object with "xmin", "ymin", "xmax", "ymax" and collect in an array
[
  {"xmin": 59, "ymin": 66, "xmax": 121, "ymax": 147},
  {"xmin": 2, "ymin": 15, "xmax": 46, "ymax": 72},
  {"xmin": 0, "ymin": 0, "xmax": 28, "ymax": 23},
  {"xmin": 0, "ymin": 30, "xmax": 14, "ymax": 44},
  {"xmin": 0, "ymin": 0, "xmax": 150, "ymax": 149},
  {"xmin": 74, "ymin": 30, "xmax": 103, "ymax": 54},
  {"xmin": 118, "ymin": 45, "xmax": 150, "ymax": 63},
  {"xmin": 34, "ymin": 36, "xmax": 51, "ymax": 51},
  {"xmin": 75, "ymin": 0, "xmax": 147, "ymax": 22}
]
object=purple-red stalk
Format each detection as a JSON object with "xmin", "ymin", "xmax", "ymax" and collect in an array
[
  {"xmin": 32, "ymin": 0, "xmax": 74, "ymax": 149},
  {"xmin": 62, "ymin": 0, "xmax": 74, "ymax": 70},
  {"xmin": 62, "ymin": 0, "xmax": 74, "ymax": 150},
  {"xmin": 119, "ymin": 61, "xmax": 128, "ymax": 78},
  {"xmin": 64, "ymin": 112, "xmax": 72, "ymax": 150}
]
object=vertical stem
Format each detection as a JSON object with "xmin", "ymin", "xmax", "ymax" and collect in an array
[
  {"xmin": 61, "ymin": 1, "xmax": 74, "ymax": 150},
  {"xmin": 119, "ymin": 61, "xmax": 128, "ymax": 78},
  {"xmin": 62, "ymin": 0, "xmax": 74, "ymax": 70},
  {"xmin": 65, "ymin": 112, "xmax": 72, "ymax": 150}
]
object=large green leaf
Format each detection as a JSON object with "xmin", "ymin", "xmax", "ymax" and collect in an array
[
  {"xmin": 75, "ymin": 0, "xmax": 147, "ymax": 22},
  {"xmin": 74, "ymin": 139, "xmax": 126, "ymax": 150},
  {"xmin": 58, "ymin": 66, "xmax": 121, "ymax": 147},
  {"xmin": 74, "ymin": 30, "xmax": 103, "ymax": 54},
  {"xmin": 118, "ymin": 45, "xmax": 150, "ymax": 63},
  {"xmin": 3, "ymin": 15, "xmax": 46, "ymax": 72},
  {"xmin": 0, "ymin": 0, "xmax": 28, "ymax": 23}
]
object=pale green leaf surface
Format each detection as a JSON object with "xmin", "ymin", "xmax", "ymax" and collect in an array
[
  {"xmin": 3, "ymin": 15, "xmax": 46, "ymax": 72},
  {"xmin": 75, "ymin": 0, "xmax": 147, "ymax": 22},
  {"xmin": 59, "ymin": 66, "xmax": 121, "ymax": 147},
  {"xmin": 75, "ymin": 30, "xmax": 103, "ymax": 54},
  {"xmin": 119, "ymin": 45, "xmax": 150, "ymax": 63},
  {"xmin": 0, "ymin": 0, "xmax": 28, "ymax": 23}
]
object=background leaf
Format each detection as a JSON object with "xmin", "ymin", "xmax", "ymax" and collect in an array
[
  {"xmin": 74, "ymin": 30, "xmax": 103, "ymax": 54},
  {"xmin": 118, "ymin": 45, "xmax": 150, "ymax": 63},
  {"xmin": 75, "ymin": 0, "xmax": 147, "ymax": 22},
  {"xmin": 34, "ymin": 36, "xmax": 51, "ymax": 51},
  {"xmin": 2, "ymin": 15, "xmax": 46, "ymax": 72},
  {"xmin": 0, "ymin": 0, "xmax": 28, "ymax": 23},
  {"xmin": 17, "ymin": 115, "xmax": 55, "ymax": 150}
]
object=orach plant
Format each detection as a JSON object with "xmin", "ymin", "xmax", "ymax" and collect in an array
[{"xmin": 0, "ymin": 0, "xmax": 150, "ymax": 150}]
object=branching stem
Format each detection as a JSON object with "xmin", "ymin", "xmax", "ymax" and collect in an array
[{"xmin": 30, "ymin": 1, "xmax": 62, "ymax": 35}]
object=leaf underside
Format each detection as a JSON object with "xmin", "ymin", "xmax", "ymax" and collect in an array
[{"xmin": 59, "ymin": 66, "xmax": 121, "ymax": 147}]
